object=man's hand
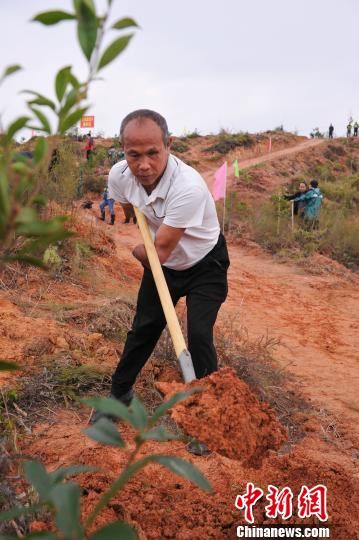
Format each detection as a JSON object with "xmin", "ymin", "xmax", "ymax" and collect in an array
[
  {"xmin": 132, "ymin": 244, "xmax": 150, "ymax": 268},
  {"xmin": 132, "ymin": 224, "xmax": 185, "ymax": 268}
]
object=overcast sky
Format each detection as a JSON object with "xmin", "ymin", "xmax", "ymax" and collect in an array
[{"xmin": 1, "ymin": 0, "xmax": 358, "ymax": 138}]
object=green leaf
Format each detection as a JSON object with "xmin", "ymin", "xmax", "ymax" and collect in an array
[
  {"xmin": 98, "ymin": 35, "xmax": 133, "ymax": 70},
  {"xmin": 111, "ymin": 17, "xmax": 138, "ymax": 30},
  {"xmin": 16, "ymin": 207, "xmax": 37, "ymax": 224},
  {"xmin": 1, "ymin": 255, "xmax": 46, "ymax": 268},
  {"xmin": 22, "ymin": 91, "xmax": 56, "ymax": 111},
  {"xmin": 0, "ymin": 64, "xmax": 22, "ymax": 83},
  {"xmin": 33, "ymin": 137, "xmax": 48, "ymax": 163},
  {"xmin": 49, "ymin": 465, "xmax": 97, "ymax": 484},
  {"xmin": 84, "ymin": 418, "xmax": 125, "ymax": 447},
  {"xmin": 6, "ymin": 116, "xmax": 29, "ymax": 141},
  {"xmin": 0, "ymin": 503, "xmax": 43, "ymax": 523},
  {"xmin": 50, "ymin": 483, "xmax": 83, "ymax": 540},
  {"xmin": 15, "ymin": 214, "xmax": 68, "ymax": 238},
  {"xmin": 73, "ymin": 0, "xmax": 96, "ymax": 13},
  {"xmin": 30, "ymin": 107, "xmax": 51, "ymax": 134},
  {"xmin": 77, "ymin": 1, "xmax": 99, "ymax": 61},
  {"xmin": 68, "ymin": 72, "xmax": 81, "ymax": 90},
  {"xmin": 150, "ymin": 455, "xmax": 212, "ymax": 492},
  {"xmin": 60, "ymin": 88, "xmax": 81, "ymax": 118},
  {"xmin": 32, "ymin": 11, "xmax": 75, "ymax": 25},
  {"xmin": 55, "ymin": 66, "xmax": 71, "ymax": 102},
  {"xmin": 139, "ymin": 426, "xmax": 180, "ymax": 442},
  {"xmin": 149, "ymin": 388, "xmax": 201, "ymax": 426},
  {"xmin": 129, "ymin": 396, "xmax": 148, "ymax": 429},
  {"xmin": 59, "ymin": 107, "xmax": 88, "ymax": 134},
  {"xmin": 83, "ymin": 396, "xmax": 133, "ymax": 426},
  {"xmin": 91, "ymin": 522, "xmax": 137, "ymax": 540},
  {"xmin": 23, "ymin": 461, "xmax": 52, "ymax": 501},
  {"xmin": 0, "ymin": 361, "xmax": 19, "ymax": 371}
]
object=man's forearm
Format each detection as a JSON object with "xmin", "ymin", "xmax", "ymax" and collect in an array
[
  {"xmin": 132, "ymin": 244, "xmax": 150, "ymax": 268},
  {"xmin": 132, "ymin": 242, "xmax": 172, "ymax": 268}
]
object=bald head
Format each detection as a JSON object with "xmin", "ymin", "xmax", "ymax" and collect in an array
[{"xmin": 120, "ymin": 109, "xmax": 170, "ymax": 145}]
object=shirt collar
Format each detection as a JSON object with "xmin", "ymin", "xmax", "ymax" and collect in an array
[{"xmin": 145, "ymin": 155, "xmax": 178, "ymax": 205}]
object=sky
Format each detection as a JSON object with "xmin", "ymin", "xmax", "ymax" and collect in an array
[{"xmin": 1, "ymin": 0, "xmax": 359, "ymax": 138}]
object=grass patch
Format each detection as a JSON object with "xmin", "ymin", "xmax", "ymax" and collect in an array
[
  {"xmin": 0, "ymin": 360, "xmax": 111, "ymax": 431},
  {"xmin": 63, "ymin": 298, "xmax": 136, "ymax": 341},
  {"xmin": 248, "ymin": 198, "xmax": 359, "ymax": 270}
]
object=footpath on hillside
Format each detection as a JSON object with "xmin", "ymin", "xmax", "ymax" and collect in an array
[{"xmin": 202, "ymin": 138, "xmax": 325, "ymax": 190}]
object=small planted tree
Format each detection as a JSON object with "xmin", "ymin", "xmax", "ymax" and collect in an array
[
  {"xmin": 0, "ymin": 391, "xmax": 211, "ymax": 539},
  {"xmin": 0, "ymin": 4, "xmax": 212, "ymax": 538},
  {"xmin": 0, "ymin": 0, "xmax": 138, "ymax": 267}
]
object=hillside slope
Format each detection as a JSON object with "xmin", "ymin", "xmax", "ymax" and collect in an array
[{"xmin": 1, "ymin": 134, "xmax": 358, "ymax": 538}]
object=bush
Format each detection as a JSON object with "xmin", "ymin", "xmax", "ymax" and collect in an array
[
  {"xmin": 321, "ymin": 176, "xmax": 359, "ymax": 209},
  {"xmin": 82, "ymin": 173, "xmax": 105, "ymax": 194},
  {"xmin": 91, "ymin": 145, "xmax": 107, "ymax": 167},
  {"xmin": 186, "ymin": 129, "xmax": 201, "ymax": 139},
  {"xmin": 171, "ymin": 140, "xmax": 190, "ymax": 153},
  {"xmin": 320, "ymin": 211, "xmax": 359, "ymax": 269},
  {"xmin": 323, "ymin": 144, "xmax": 346, "ymax": 160},
  {"xmin": 43, "ymin": 140, "xmax": 81, "ymax": 207},
  {"xmin": 249, "ymin": 199, "xmax": 359, "ymax": 269},
  {"xmin": 204, "ymin": 132, "xmax": 254, "ymax": 155},
  {"xmin": 307, "ymin": 163, "xmax": 336, "ymax": 182}
]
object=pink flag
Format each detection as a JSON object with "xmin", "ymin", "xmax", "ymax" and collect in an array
[{"xmin": 212, "ymin": 162, "xmax": 227, "ymax": 200}]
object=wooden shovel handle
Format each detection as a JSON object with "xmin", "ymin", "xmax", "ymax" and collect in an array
[{"xmin": 133, "ymin": 207, "xmax": 187, "ymax": 358}]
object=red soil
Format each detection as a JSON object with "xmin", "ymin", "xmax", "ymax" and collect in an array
[
  {"xmin": 156, "ymin": 368, "xmax": 287, "ymax": 467},
  {"xmin": 1, "ymin": 138, "xmax": 359, "ymax": 538}
]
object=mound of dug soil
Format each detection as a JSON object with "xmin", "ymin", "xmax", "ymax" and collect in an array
[{"xmin": 156, "ymin": 367, "xmax": 286, "ymax": 466}]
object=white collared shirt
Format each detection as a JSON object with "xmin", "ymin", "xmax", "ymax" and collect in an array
[{"xmin": 108, "ymin": 155, "xmax": 220, "ymax": 270}]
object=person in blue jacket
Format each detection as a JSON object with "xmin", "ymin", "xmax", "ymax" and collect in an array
[
  {"xmin": 99, "ymin": 186, "xmax": 115, "ymax": 225},
  {"xmin": 293, "ymin": 180, "xmax": 323, "ymax": 229}
]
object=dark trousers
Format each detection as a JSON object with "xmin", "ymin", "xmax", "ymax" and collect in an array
[{"xmin": 111, "ymin": 233, "xmax": 230, "ymax": 397}]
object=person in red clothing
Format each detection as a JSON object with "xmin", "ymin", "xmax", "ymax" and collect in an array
[{"xmin": 84, "ymin": 131, "xmax": 94, "ymax": 160}]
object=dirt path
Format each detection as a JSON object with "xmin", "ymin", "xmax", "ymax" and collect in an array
[
  {"xmin": 202, "ymin": 138, "xmax": 325, "ymax": 188},
  {"xmin": 225, "ymin": 245, "xmax": 359, "ymax": 444},
  {"xmin": 98, "ymin": 212, "xmax": 359, "ymax": 447},
  {"xmin": 236, "ymin": 138, "xmax": 325, "ymax": 170}
]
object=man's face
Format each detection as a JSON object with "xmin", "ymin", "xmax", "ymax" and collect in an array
[
  {"xmin": 122, "ymin": 118, "xmax": 171, "ymax": 190},
  {"xmin": 299, "ymin": 183, "xmax": 307, "ymax": 193}
]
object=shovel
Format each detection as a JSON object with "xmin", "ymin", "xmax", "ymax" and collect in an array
[{"xmin": 133, "ymin": 207, "xmax": 196, "ymax": 383}]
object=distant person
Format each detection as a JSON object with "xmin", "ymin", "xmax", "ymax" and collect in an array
[
  {"xmin": 100, "ymin": 186, "xmax": 115, "ymax": 225},
  {"xmin": 354, "ymin": 122, "xmax": 359, "ymax": 137},
  {"xmin": 108, "ymin": 148, "xmax": 126, "ymax": 166},
  {"xmin": 347, "ymin": 123, "xmax": 352, "ymax": 138},
  {"xmin": 108, "ymin": 147, "xmax": 118, "ymax": 166},
  {"xmin": 293, "ymin": 180, "xmax": 323, "ymax": 229},
  {"xmin": 328, "ymin": 124, "xmax": 334, "ymax": 139},
  {"xmin": 85, "ymin": 131, "xmax": 94, "ymax": 160},
  {"xmin": 284, "ymin": 181, "xmax": 308, "ymax": 217},
  {"xmin": 120, "ymin": 202, "xmax": 137, "ymax": 224}
]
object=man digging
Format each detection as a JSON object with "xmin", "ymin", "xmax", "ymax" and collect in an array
[{"xmin": 91, "ymin": 110, "xmax": 229, "ymax": 451}]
